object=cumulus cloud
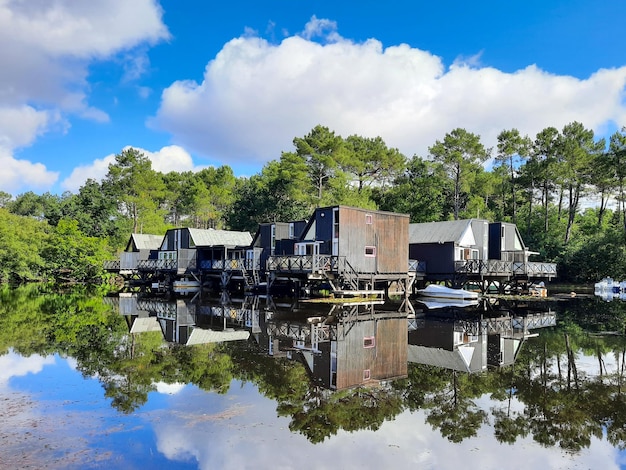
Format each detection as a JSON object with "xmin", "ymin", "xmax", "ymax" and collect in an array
[
  {"xmin": 61, "ymin": 145, "xmax": 201, "ymax": 192},
  {"xmin": 0, "ymin": 0, "xmax": 169, "ymax": 194},
  {"xmin": 0, "ymin": 147, "xmax": 59, "ymax": 194},
  {"xmin": 152, "ymin": 16, "xmax": 626, "ymax": 167}
]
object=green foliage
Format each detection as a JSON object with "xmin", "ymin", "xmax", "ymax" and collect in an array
[
  {"xmin": 41, "ymin": 219, "xmax": 112, "ymax": 283},
  {"xmin": 0, "ymin": 208, "xmax": 48, "ymax": 283},
  {"xmin": 376, "ymin": 156, "xmax": 449, "ymax": 222},
  {"xmin": 4, "ymin": 122, "xmax": 626, "ymax": 283},
  {"xmin": 429, "ymin": 128, "xmax": 491, "ymax": 220}
]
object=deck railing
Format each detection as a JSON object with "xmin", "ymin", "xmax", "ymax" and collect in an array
[
  {"xmin": 201, "ymin": 259, "xmax": 261, "ymax": 271},
  {"xmin": 103, "ymin": 260, "xmax": 120, "ymax": 271},
  {"xmin": 267, "ymin": 254, "xmax": 338, "ymax": 273},
  {"xmin": 408, "ymin": 260, "xmax": 426, "ymax": 273},
  {"xmin": 454, "ymin": 260, "xmax": 557, "ymax": 277},
  {"xmin": 136, "ymin": 259, "xmax": 178, "ymax": 271}
]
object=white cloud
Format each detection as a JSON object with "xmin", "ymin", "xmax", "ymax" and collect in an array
[
  {"xmin": 152, "ymin": 16, "xmax": 626, "ymax": 168},
  {"xmin": 60, "ymin": 153, "xmax": 116, "ymax": 193},
  {"xmin": 60, "ymin": 145, "xmax": 202, "ymax": 192},
  {"xmin": 0, "ymin": 0, "xmax": 170, "ymax": 194},
  {"xmin": 0, "ymin": 148, "xmax": 59, "ymax": 194}
]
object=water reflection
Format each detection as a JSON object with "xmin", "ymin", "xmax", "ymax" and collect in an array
[
  {"xmin": 106, "ymin": 293, "xmax": 408, "ymax": 391},
  {"xmin": 408, "ymin": 307, "xmax": 556, "ymax": 373},
  {"xmin": 3, "ymin": 285, "xmax": 626, "ymax": 468}
]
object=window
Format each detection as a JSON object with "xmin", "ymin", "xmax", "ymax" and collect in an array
[
  {"xmin": 363, "ymin": 336, "xmax": 375, "ymax": 348},
  {"xmin": 365, "ymin": 214, "xmax": 373, "ymax": 224},
  {"xmin": 363, "ymin": 369, "xmax": 371, "ymax": 380},
  {"xmin": 365, "ymin": 246, "xmax": 376, "ymax": 257}
]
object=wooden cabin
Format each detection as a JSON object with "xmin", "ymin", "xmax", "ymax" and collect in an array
[
  {"xmin": 489, "ymin": 222, "xmax": 529, "ymax": 263},
  {"xmin": 157, "ymin": 227, "xmax": 251, "ymax": 269},
  {"xmin": 103, "ymin": 233, "xmax": 163, "ymax": 276},
  {"xmin": 154, "ymin": 227, "xmax": 253, "ymax": 290},
  {"xmin": 120, "ymin": 233, "xmax": 163, "ymax": 270},
  {"xmin": 408, "ymin": 219, "xmax": 490, "ymax": 277},
  {"xmin": 268, "ymin": 206, "xmax": 411, "ymax": 299},
  {"xmin": 248, "ymin": 221, "xmax": 307, "ymax": 277},
  {"xmin": 409, "ymin": 219, "xmax": 556, "ymax": 291}
]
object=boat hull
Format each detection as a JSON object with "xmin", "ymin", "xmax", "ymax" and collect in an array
[{"xmin": 416, "ymin": 284, "xmax": 479, "ymax": 301}]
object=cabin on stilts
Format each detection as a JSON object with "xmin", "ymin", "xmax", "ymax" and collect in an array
[
  {"xmin": 267, "ymin": 205, "xmax": 413, "ymax": 306},
  {"xmin": 408, "ymin": 219, "xmax": 557, "ymax": 294}
]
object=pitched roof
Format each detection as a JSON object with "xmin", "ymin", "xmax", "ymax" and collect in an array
[
  {"xmin": 186, "ymin": 328, "xmax": 250, "ymax": 345},
  {"xmin": 128, "ymin": 233, "xmax": 163, "ymax": 251},
  {"xmin": 407, "ymin": 345, "xmax": 475, "ymax": 372},
  {"xmin": 188, "ymin": 228, "xmax": 252, "ymax": 247},
  {"xmin": 408, "ymin": 220, "xmax": 476, "ymax": 244}
]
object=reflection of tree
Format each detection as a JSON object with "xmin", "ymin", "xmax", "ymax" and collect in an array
[
  {"xmin": 284, "ymin": 385, "xmax": 404, "ymax": 444},
  {"xmin": 6, "ymin": 288, "xmax": 626, "ymax": 451},
  {"xmin": 424, "ymin": 371, "xmax": 488, "ymax": 443}
]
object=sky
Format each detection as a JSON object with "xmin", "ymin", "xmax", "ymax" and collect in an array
[{"xmin": 2, "ymin": 0, "xmax": 626, "ymax": 196}]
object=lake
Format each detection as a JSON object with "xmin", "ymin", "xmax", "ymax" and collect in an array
[{"xmin": 1, "ymin": 285, "xmax": 625, "ymax": 469}]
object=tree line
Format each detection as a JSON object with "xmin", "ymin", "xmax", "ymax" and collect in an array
[{"xmin": 1, "ymin": 122, "xmax": 626, "ymax": 283}]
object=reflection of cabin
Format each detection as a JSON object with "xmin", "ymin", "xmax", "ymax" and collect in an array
[
  {"xmin": 267, "ymin": 206, "xmax": 412, "ymax": 302},
  {"xmin": 112, "ymin": 294, "xmax": 253, "ymax": 345},
  {"xmin": 409, "ymin": 219, "xmax": 556, "ymax": 292},
  {"xmin": 408, "ymin": 311, "xmax": 557, "ymax": 372},
  {"xmin": 265, "ymin": 304, "xmax": 408, "ymax": 390}
]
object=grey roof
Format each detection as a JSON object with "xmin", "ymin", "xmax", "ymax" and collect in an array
[
  {"xmin": 186, "ymin": 328, "xmax": 250, "ymax": 345},
  {"xmin": 407, "ymin": 345, "xmax": 475, "ymax": 372},
  {"xmin": 409, "ymin": 219, "xmax": 478, "ymax": 244},
  {"xmin": 130, "ymin": 317, "xmax": 162, "ymax": 334},
  {"xmin": 188, "ymin": 228, "xmax": 252, "ymax": 247},
  {"xmin": 129, "ymin": 233, "xmax": 163, "ymax": 251}
]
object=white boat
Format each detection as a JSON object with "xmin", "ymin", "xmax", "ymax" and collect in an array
[
  {"xmin": 173, "ymin": 279, "xmax": 201, "ymax": 293},
  {"xmin": 417, "ymin": 298, "xmax": 479, "ymax": 310},
  {"xmin": 594, "ymin": 277, "xmax": 620, "ymax": 292},
  {"xmin": 416, "ymin": 284, "xmax": 479, "ymax": 301}
]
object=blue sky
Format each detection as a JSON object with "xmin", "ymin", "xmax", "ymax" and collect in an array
[{"xmin": 2, "ymin": 0, "xmax": 626, "ymax": 195}]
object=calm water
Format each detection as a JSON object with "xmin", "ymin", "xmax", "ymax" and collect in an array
[{"xmin": 1, "ymin": 285, "xmax": 626, "ymax": 469}]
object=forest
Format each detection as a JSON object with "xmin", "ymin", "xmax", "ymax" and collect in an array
[{"xmin": 1, "ymin": 122, "xmax": 626, "ymax": 284}]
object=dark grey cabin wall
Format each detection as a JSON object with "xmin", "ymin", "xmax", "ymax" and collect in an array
[
  {"xmin": 314, "ymin": 207, "xmax": 334, "ymax": 255},
  {"xmin": 409, "ymin": 242, "xmax": 455, "ymax": 274}
]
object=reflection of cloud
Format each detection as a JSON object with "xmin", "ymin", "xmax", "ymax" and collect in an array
[
  {"xmin": 152, "ymin": 16, "xmax": 626, "ymax": 170},
  {"xmin": 0, "ymin": 350, "xmax": 55, "ymax": 389},
  {"xmin": 149, "ymin": 382, "xmax": 621, "ymax": 470},
  {"xmin": 154, "ymin": 382, "xmax": 187, "ymax": 395}
]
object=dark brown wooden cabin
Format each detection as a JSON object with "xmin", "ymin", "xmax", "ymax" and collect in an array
[{"xmin": 268, "ymin": 206, "xmax": 411, "ymax": 300}]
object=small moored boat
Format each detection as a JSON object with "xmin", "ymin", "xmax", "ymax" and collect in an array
[{"xmin": 416, "ymin": 284, "xmax": 479, "ymax": 301}]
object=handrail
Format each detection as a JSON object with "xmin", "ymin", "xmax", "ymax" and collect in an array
[
  {"xmin": 454, "ymin": 260, "xmax": 557, "ymax": 276},
  {"xmin": 103, "ymin": 260, "xmax": 120, "ymax": 270}
]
